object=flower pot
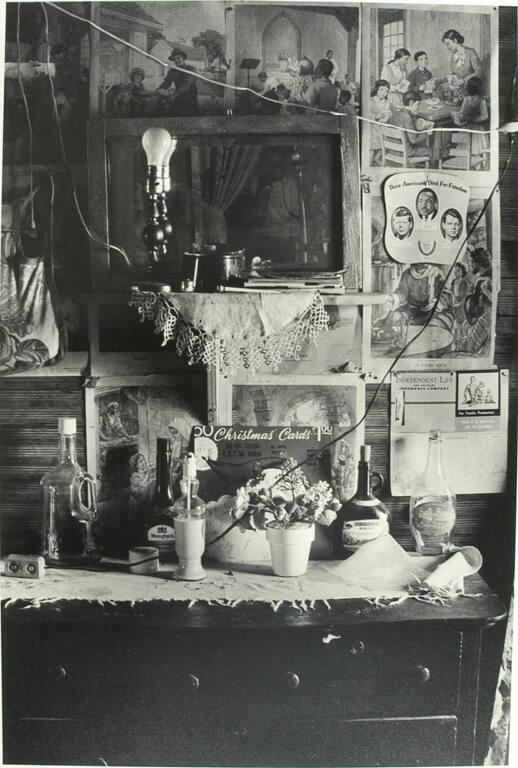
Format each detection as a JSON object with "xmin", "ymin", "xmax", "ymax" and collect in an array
[
  {"xmin": 205, "ymin": 496, "xmax": 271, "ymax": 564},
  {"xmin": 266, "ymin": 522, "xmax": 315, "ymax": 577}
]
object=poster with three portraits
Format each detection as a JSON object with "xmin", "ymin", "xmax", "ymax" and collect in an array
[{"xmin": 361, "ymin": 3, "xmax": 499, "ymax": 376}]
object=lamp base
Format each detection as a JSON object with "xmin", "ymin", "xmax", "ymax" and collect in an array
[{"xmin": 176, "ymin": 558, "xmax": 206, "ymax": 581}]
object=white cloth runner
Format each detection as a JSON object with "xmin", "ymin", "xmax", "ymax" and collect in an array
[
  {"xmin": 0, "ymin": 556, "xmax": 443, "ymax": 605},
  {"xmin": 129, "ymin": 288, "xmax": 329, "ymax": 371}
]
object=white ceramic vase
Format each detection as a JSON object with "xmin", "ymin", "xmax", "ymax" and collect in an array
[{"xmin": 266, "ymin": 521, "xmax": 315, "ymax": 577}]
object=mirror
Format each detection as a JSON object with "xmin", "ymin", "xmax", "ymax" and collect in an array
[{"xmin": 89, "ymin": 115, "xmax": 360, "ymax": 290}]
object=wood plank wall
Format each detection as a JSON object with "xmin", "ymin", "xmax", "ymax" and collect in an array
[{"xmin": 0, "ymin": 9, "xmax": 516, "ymax": 605}]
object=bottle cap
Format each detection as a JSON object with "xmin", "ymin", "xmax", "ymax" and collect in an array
[
  {"xmin": 58, "ymin": 417, "xmax": 76, "ymax": 435},
  {"xmin": 360, "ymin": 445, "xmax": 371, "ymax": 462}
]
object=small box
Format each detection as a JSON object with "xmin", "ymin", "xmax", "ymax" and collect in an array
[{"xmin": 4, "ymin": 554, "xmax": 45, "ymax": 579}]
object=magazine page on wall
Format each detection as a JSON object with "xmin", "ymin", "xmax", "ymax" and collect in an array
[
  {"xmin": 362, "ymin": 172, "xmax": 499, "ymax": 377},
  {"xmin": 361, "ymin": 4, "xmax": 499, "ymax": 186}
]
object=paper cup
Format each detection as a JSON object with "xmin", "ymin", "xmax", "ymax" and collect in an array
[
  {"xmin": 424, "ymin": 546, "xmax": 482, "ymax": 590},
  {"xmin": 129, "ymin": 547, "xmax": 159, "ymax": 575}
]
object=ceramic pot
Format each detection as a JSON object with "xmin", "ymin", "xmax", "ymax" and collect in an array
[
  {"xmin": 205, "ymin": 496, "xmax": 271, "ymax": 564},
  {"xmin": 266, "ymin": 521, "xmax": 315, "ymax": 577}
]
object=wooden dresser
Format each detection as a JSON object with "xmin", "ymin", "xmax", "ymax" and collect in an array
[{"xmin": 1, "ymin": 573, "xmax": 506, "ymax": 767}]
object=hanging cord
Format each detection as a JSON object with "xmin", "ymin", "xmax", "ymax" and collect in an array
[
  {"xmin": 205, "ymin": 134, "xmax": 516, "ymax": 547},
  {"xmin": 269, "ymin": 133, "xmax": 515, "ymax": 490},
  {"xmin": 44, "ymin": 0, "xmax": 500, "ymax": 138},
  {"xmin": 40, "ymin": 2, "xmax": 132, "ymax": 269},
  {"xmin": 16, "ymin": 2, "xmax": 35, "ymax": 229}
]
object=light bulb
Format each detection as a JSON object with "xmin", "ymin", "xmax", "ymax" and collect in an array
[
  {"xmin": 163, "ymin": 136, "xmax": 178, "ymax": 167},
  {"xmin": 161, "ymin": 137, "xmax": 178, "ymax": 192},
  {"xmin": 142, "ymin": 128, "xmax": 172, "ymax": 166}
]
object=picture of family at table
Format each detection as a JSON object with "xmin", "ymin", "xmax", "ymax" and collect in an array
[{"xmin": 368, "ymin": 20, "xmax": 492, "ymax": 171}]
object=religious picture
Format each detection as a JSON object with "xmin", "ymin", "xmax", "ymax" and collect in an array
[
  {"xmin": 365, "ymin": 178, "xmax": 499, "ymax": 375},
  {"xmin": 362, "ymin": 5, "xmax": 497, "ymax": 174},
  {"xmin": 85, "ymin": 377, "xmax": 205, "ymax": 556},
  {"xmin": 230, "ymin": 4, "xmax": 360, "ymax": 116},
  {"xmin": 94, "ymin": 1, "xmax": 228, "ymax": 117}
]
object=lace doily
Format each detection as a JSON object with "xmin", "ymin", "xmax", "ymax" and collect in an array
[{"xmin": 130, "ymin": 288, "xmax": 329, "ymax": 372}]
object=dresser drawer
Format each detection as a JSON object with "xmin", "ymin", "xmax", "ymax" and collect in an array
[
  {"xmin": 228, "ymin": 625, "xmax": 462, "ymax": 718},
  {"xmin": 3, "ymin": 622, "xmax": 462, "ymax": 722}
]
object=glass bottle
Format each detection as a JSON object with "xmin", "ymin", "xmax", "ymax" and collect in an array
[
  {"xmin": 409, "ymin": 429, "xmax": 456, "ymax": 554},
  {"xmin": 41, "ymin": 417, "xmax": 101, "ymax": 566},
  {"xmin": 172, "ymin": 453, "xmax": 206, "ymax": 581},
  {"xmin": 146, "ymin": 437, "xmax": 176, "ymax": 561},
  {"xmin": 333, "ymin": 445, "xmax": 390, "ymax": 557}
]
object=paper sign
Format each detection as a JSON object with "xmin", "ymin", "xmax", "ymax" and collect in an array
[
  {"xmin": 390, "ymin": 370, "xmax": 508, "ymax": 495},
  {"xmin": 384, "ymin": 172, "xmax": 470, "ymax": 265}
]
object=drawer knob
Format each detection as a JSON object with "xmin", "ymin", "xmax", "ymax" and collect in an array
[
  {"xmin": 187, "ymin": 673, "xmax": 200, "ymax": 689},
  {"xmin": 286, "ymin": 672, "xmax": 300, "ymax": 689},
  {"xmin": 232, "ymin": 727, "xmax": 248, "ymax": 740},
  {"xmin": 350, "ymin": 640, "xmax": 365, "ymax": 656},
  {"xmin": 416, "ymin": 665, "xmax": 431, "ymax": 684},
  {"xmin": 47, "ymin": 664, "xmax": 67, "ymax": 682}
]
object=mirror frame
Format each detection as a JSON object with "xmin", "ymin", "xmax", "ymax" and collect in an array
[{"xmin": 87, "ymin": 114, "xmax": 361, "ymax": 291}]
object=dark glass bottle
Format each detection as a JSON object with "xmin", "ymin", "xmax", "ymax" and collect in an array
[
  {"xmin": 333, "ymin": 445, "xmax": 390, "ymax": 557},
  {"xmin": 146, "ymin": 437, "xmax": 176, "ymax": 561}
]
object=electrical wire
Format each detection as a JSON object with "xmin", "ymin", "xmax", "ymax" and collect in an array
[
  {"xmin": 26, "ymin": 1, "xmax": 516, "ymax": 543},
  {"xmin": 44, "ymin": 0, "xmax": 501, "ymax": 137},
  {"xmin": 39, "ymin": 2, "xmax": 133, "ymax": 269},
  {"xmin": 16, "ymin": 2, "xmax": 35, "ymax": 229},
  {"xmin": 268, "ymin": 132, "xmax": 516, "ymax": 491},
  {"xmin": 204, "ymin": 134, "xmax": 516, "ymax": 547}
]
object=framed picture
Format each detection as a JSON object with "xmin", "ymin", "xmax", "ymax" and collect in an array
[
  {"xmin": 361, "ymin": 4, "xmax": 498, "ymax": 181},
  {"xmin": 88, "ymin": 114, "xmax": 361, "ymax": 291},
  {"xmin": 363, "ymin": 174, "xmax": 499, "ymax": 375},
  {"xmin": 90, "ymin": 1, "xmax": 228, "ymax": 118},
  {"xmin": 229, "ymin": 4, "xmax": 360, "ymax": 116},
  {"xmin": 213, "ymin": 372, "xmax": 365, "ymax": 504},
  {"xmin": 84, "ymin": 374, "xmax": 206, "ymax": 556}
]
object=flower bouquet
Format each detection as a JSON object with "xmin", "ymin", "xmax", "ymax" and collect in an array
[{"xmin": 231, "ymin": 459, "xmax": 341, "ymax": 576}]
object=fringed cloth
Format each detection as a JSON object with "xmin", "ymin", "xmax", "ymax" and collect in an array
[
  {"xmin": 129, "ymin": 288, "xmax": 329, "ymax": 372},
  {"xmin": 1, "ymin": 556, "xmax": 449, "ymax": 609}
]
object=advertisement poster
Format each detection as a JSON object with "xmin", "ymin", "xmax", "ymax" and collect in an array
[
  {"xmin": 390, "ymin": 369, "xmax": 508, "ymax": 496},
  {"xmin": 384, "ymin": 172, "xmax": 470, "ymax": 265},
  {"xmin": 366, "ymin": 179, "xmax": 499, "ymax": 375},
  {"xmin": 193, "ymin": 424, "xmax": 355, "ymax": 507}
]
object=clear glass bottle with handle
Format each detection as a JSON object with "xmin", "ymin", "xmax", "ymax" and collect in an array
[
  {"xmin": 41, "ymin": 417, "xmax": 101, "ymax": 566},
  {"xmin": 409, "ymin": 429, "xmax": 456, "ymax": 554}
]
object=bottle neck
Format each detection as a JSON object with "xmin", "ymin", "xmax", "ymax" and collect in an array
[
  {"xmin": 58, "ymin": 434, "xmax": 77, "ymax": 464},
  {"xmin": 424, "ymin": 437, "xmax": 444, "ymax": 478},
  {"xmin": 356, "ymin": 459, "xmax": 372, "ymax": 499},
  {"xmin": 155, "ymin": 443, "xmax": 173, "ymax": 504},
  {"xmin": 180, "ymin": 477, "xmax": 199, "ymax": 499}
]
